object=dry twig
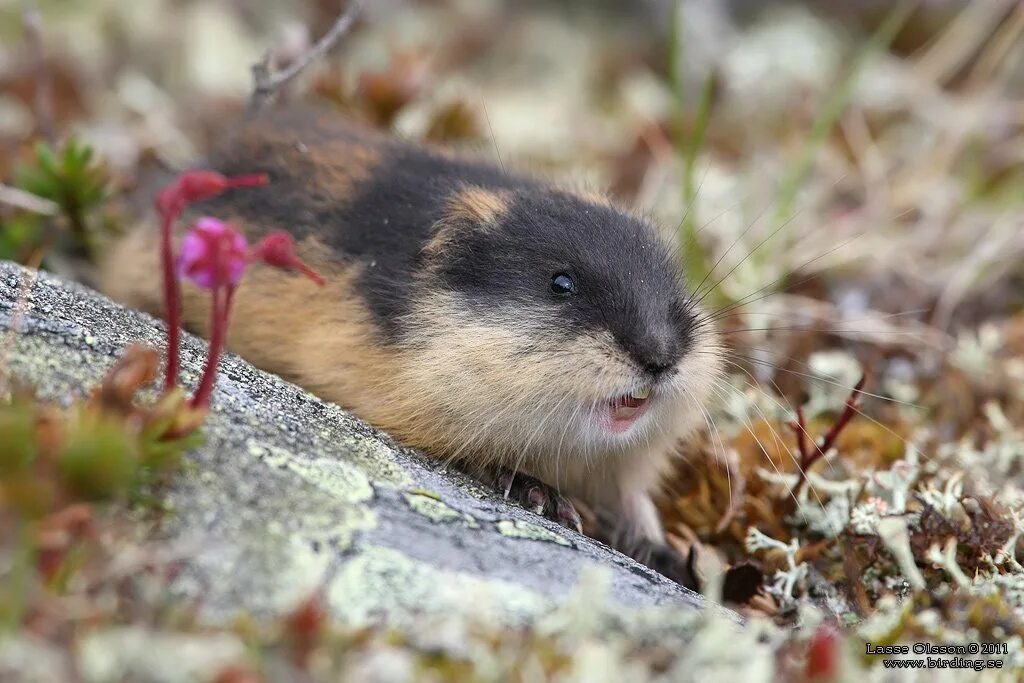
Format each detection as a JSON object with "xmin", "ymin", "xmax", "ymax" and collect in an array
[
  {"xmin": 247, "ymin": 0, "xmax": 365, "ymax": 117},
  {"xmin": 0, "ymin": 183, "xmax": 59, "ymax": 216}
]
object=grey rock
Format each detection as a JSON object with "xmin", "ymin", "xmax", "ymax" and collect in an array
[{"xmin": 0, "ymin": 261, "xmax": 725, "ymax": 638}]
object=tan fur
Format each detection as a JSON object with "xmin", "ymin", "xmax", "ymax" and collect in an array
[
  {"xmin": 353, "ymin": 292, "xmax": 724, "ymax": 538},
  {"xmin": 448, "ymin": 187, "xmax": 509, "ymax": 224},
  {"xmin": 563, "ymin": 187, "xmax": 614, "ymax": 208}
]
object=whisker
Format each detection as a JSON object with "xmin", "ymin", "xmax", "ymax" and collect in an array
[
  {"xmin": 694, "ymin": 390, "xmax": 732, "ymax": 514},
  {"xmin": 481, "ymin": 97, "xmax": 506, "ymax": 176},
  {"xmin": 688, "ymin": 196, "xmax": 775, "ymax": 302},
  {"xmin": 724, "ymin": 326, "xmax": 930, "ymax": 337},
  {"xmin": 717, "ymin": 361, "xmax": 840, "ymax": 490},
  {"xmin": 699, "ymin": 235, "xmax": 862, "ymax": 326},
  {"xmin": 721, "ymin": 355, "xmax": 936, "ymax": 470},
  {"xmin": 704, "ymin": 378, "xmax": 826, "ymax": 516},
  {"xmin": 691, "ymin": 209, "xmax": 805, "ymax": 309},
  {"xmin": 712, "ymin": 307, "xmax": 931, "ymax": 324},
  {"xmin": 727, "ymin": 350, "xmax": 923, "ymax": 409}
]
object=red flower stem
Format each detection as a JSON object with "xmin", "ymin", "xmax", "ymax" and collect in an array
[
  {"xmin": 792, "ymin": 406, "xmax": 808, "ymax": 464},
  {"xmin": 790, "ymin": 375, "xmax": 866, "ymax": 497},
  {"xmin": 293, "ymin": 262, "xmax": 325, "ymax": 286},
  {"xmin": 815, "ymin": 375, "xmax": 866, "ymax": 457},
  {"xmin": 192, "ymin": 284, "xmax": 235, "ymax": 409},
  {"xmin": 225, "ymin": 173, "xmax": 269, "ymax": 189},
  {"xmin": 160, "ymin": 205, "xmax": 183, "ymax": 390},
  {"xmin": 156, "ymin": 171, "xmax": 269, "ymax": 393}
]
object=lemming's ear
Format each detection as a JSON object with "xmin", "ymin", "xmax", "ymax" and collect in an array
[
  {"xmin": 422, "ymin": 186, "xmax": 511, "ymax": 262},
  {"xmin": 445, "ymin": 185, "xmax": 510, "ymax": 224}
]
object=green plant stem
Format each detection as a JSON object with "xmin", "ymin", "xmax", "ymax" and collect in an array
[
  {"xmin": 772, "ymin": 0, "xmax": 918, "ymax": 229},
  {"xmin": 681, "ymin": 75, "xmax": 716, "ymax": 294},
  {"xmin": 671, "ymin": 0, "xmax": 718, "ymax": 299}
]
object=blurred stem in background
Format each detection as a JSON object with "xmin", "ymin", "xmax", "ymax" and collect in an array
[{"xmin": 671, "ymin": 0, "xmax": 719, "ymax": 303}]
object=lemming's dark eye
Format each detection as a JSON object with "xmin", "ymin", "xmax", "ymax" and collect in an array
[{"xmin": 550, "ymin": 273, "xmax": 576, "ymax": 296}]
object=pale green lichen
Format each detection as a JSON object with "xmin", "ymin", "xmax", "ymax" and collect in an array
[
  {"xmin": 246, "ymin": 444, "xmax": 375, "ymax": 504},
  {"xmin": 327, "ymin": 544, "xmax": 551, "ymax": 628},
  {"xmin": 745, "ymin": 527, "xmax": 808, "ymax": 606},
  {"xmin": 7, "ymin": 336, "xmax": 111, "ymax": 396},
  {"xmin": 296, "ymin": 505, "xmax": 378, "ymax": 552},
  {"xmin": 316, "ymin": 405, "xmax": 414, "ymax": 488},
  {"xmin": 950, "ymin": 323, "xmax": 1003, "ymax": 379},
  {"xmin": 404, "ymin": 492, "xmax": 479, "ymax": 527},
  {"xmin": 172, "ymin": 531, "xmax": 337, "ymax": 616},
  {"xmin": 496, "ymin": 519, "xmax": 571, "ymax": 546},
  {"xmin": 667, "ymin": 609, "xmax": 780, "ymax": 681},
  {"xmin": 805, "ymin": 349, "xmax": 865, "ymax": 415},
  {"xmin": 240, "ymin": 448, "xmax": 381, "ymax": 550}
]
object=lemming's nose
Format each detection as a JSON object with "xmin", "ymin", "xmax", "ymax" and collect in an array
[
  {"xmin": 644, "ymin": 359, "xmax": 675, "ymax": 377},
  {"xmin": 621, "ymin": 329, "xmax": 681, "ymax": 377}
]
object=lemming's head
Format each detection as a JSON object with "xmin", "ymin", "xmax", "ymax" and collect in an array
[{"xmin": 402, "ymin": 185, "xmax": 723, "ymax": 464}]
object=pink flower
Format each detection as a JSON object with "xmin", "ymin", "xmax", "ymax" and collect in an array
[
  {"xmin": 155, "ymin": 170, "xmax": 267, "ymax": 390},
  {"xmin": 178, "ymin": 217, "xmax": 249, "ymax": 290},
  {"xmin": 151, "ymin": 167, "xmax": 325, "ymax": 410},
  {"xmin": 174, "ymin": 219, "xmax": 325, "ymax": 410}
]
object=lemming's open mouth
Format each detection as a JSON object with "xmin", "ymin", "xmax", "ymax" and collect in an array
[{"xmin": 601, "ymin": 386, "xmax": 652, "ymax": 433}]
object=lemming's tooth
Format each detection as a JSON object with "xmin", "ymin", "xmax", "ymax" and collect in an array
[{"xmin": 630, "ymin": 386, "xmax": 651, "ymax": 400}]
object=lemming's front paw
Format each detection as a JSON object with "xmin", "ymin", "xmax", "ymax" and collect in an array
[{"xmin": 493, "ymin": 468, "xmax": 582, "ymax": 533}]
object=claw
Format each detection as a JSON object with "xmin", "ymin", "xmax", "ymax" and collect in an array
[
  {"xmin": 525, "ymin": 484, "xmax": 547, "ymax": 513},
  {"xmin": 491, "ymin": 468, "xmax": 581, "ymax": 533},
  {"xmin": 555, "ymin": 500, "xmax": 583, "ymax": 534},
  {"xmin": 496, "ymin": 470, "xmax": 516, "ymax": 499}
]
